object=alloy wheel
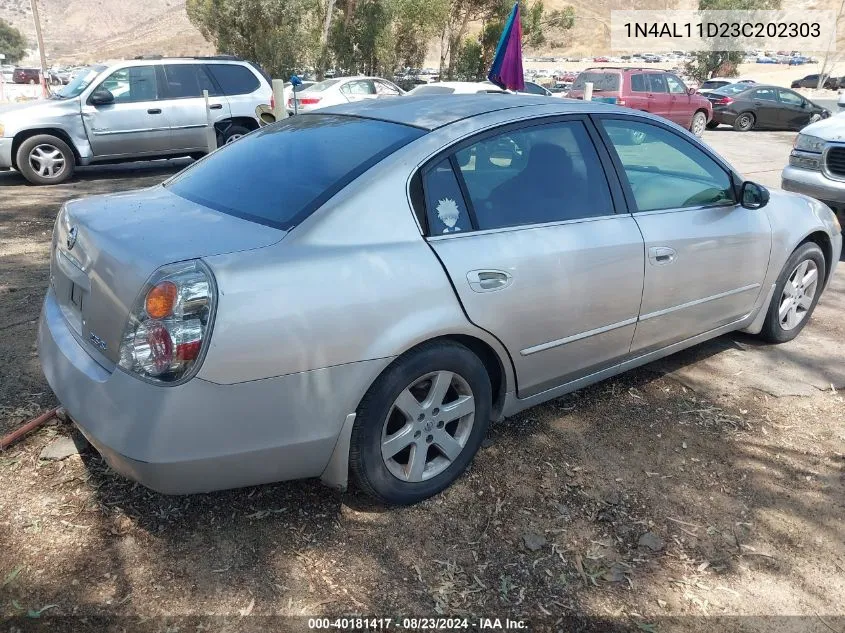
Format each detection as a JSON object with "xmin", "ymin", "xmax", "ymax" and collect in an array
[
  {"xmin": 380, "ymin": 370, "xmax": 475, "ymax": 482},
  {"xmin": 778, "ymin": 259, "xmax": 819, "ymax": 331},
  {"xmin": 225, "ymin": 133, "xmax": 244, "ymax": 144},
  {"xmin": 28, "ymin": 144, "xmax": 66, "ymax": 179},
  {"xmin": 692, "ymin": 112, "xmax": 707, "ymax": 136}
]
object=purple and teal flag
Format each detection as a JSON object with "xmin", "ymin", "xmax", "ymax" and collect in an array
[{"xmin": 487, "ymin": 2, "xmax": 525, "ymax": 92}]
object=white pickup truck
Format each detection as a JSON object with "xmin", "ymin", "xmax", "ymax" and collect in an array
[{"xmin": 782, "ymin": 114, "xmax": 845, "ymax": 229}]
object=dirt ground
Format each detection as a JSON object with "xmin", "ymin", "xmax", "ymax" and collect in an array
[{"xmin": 0, "ymin": 133, "xmax": 843, "ymax": 632}]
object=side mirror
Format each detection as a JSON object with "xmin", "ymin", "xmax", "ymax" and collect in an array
[
  {"xmin": 687, "ymin": 87, "xmax": 696, "ymax": 95},
  {"xmin": 89, "ymin": 88, "xmax": 114, "ymax": 106},
  {"xmin": 740, "ymin": 181, "xmax": 770, "ymax": 209}
]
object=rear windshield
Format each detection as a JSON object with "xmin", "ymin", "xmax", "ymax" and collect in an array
[
  {"xmin": 410, "ymin": 85, "xmax": 456, "ymax": 94},
  {"xmin": 701, "ymin": 80, "xmax": 729, "ymax": 89},
  {"xmin": 165, "ymin": 115, "xmax": 425, "ymax": 230},
  {"xmin": 712, "ymin": 83, "xmax": 750, "ymax": 96},
  {"xmin": 571, "ymin": 72, "xmax": 620, "ymax": 92}
]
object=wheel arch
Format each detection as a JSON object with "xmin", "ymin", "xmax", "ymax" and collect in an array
[
  {"xmin": 11, "ymin": 128, "xmax": 81, "ymax": 170},
  {"xmin": 214, "ymin": 116, "xmax": 260, "ymax": 136},
  {"xmin": 799, "ymin": 230, "xmax": 835, "ymax": 286}
]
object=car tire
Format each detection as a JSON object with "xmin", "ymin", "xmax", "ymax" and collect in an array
[
  {"xmin": 217, "ymin": 124, "xmax": 251, "ymax": 147},
  {"xmin": 349, "ymin": 340, "xmax": 493, "ymax": 505},
  {"xmin": 706, "ymin": 121, "xmax": 719, "ymax": 130},
  {"xmin": 690, "ymin": 110, "xmax": 708, "ymax": 137},
  {"xmin": 734, "ymin": 112, "xmax": 755, "ymax": 132},
  {"xmin": 15, "ymin": 134, "xmax": 75, "ymax": 185},
  {"xmin": 759, "ymin": 242, "xmax": 826, "ymax": 344}
]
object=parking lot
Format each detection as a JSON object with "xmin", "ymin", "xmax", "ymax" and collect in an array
[{"xmin": 0, "ymin": 129, "xmax": 843, "ymax": 629}]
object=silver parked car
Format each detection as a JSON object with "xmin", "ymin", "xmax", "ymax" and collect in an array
[
  {"xmin": 39, "ymin": 96, "xmax": 841, "ymax": 504},
  {"xmin": 0, "ymin": 57, "xmax": 272, "ymax": 185}
]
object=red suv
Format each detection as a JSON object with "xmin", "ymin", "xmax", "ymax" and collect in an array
[
  {"xmin": 13, "ymin": 67, "xmax": 41, "ymax": 84},
  {"xmin": 568, "ymin": 67, "xmax": 713, "ymax": 136}
]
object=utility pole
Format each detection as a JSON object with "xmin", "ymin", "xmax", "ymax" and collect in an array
[{"xmin": 29, "ymin": 0, "xmax": 49, "ymax": 97}]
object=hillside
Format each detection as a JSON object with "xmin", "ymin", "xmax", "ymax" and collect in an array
[{"xmin": 0, "ymin": 0, "xmax": 841, "ymax": 66}]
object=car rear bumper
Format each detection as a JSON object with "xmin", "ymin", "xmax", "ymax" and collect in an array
[
  {"xmin": 0, "ymin": 138, "xmax": 13, "ymax": 169},
  {"xmin": 38, "ymin": 287, "xmax": 386, "ymax": 495},
  {"xmin": 781, "ymin": 165, "xmax": 845, "ymax": 206},
  {"xmin": 711, "ymin": 109, "xmax": 739, "ymax": 125}
]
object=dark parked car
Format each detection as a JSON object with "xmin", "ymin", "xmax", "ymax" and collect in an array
[
  {"xmin": 791, "ymin": 74, "xmax": 840, "ymax": 90},
  {"xmin": 707, "ymin": 84, "xmax": 829, "ymax": 131},
  {"xmin": 13, "ymin": 67, "xmax": 41, "ymax": 84},
  {"xmin": 568, "ymin": 67, "xmax": 712, "ymax": 136}
]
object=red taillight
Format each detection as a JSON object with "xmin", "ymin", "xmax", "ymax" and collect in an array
[
  {"xmin": 287, "ymin": 97, "xmax": 293, "ymax": 108},
  {"xmin": 714, "ymin": 96, "xmax": 733, "ymax": 105},
  {"xmin": 299, "ymin": 97, "xmax": 322, "ymax": 105},
  {"xmin": 270, "ymin": 93, "xmax": 275, "ymax": 110}
]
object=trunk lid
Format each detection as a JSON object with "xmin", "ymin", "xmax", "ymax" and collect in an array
[{"xmin": 51, "ymin": 185, "xmax": 285, "ymax": 366}]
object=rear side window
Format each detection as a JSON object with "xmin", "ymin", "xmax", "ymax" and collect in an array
[
  {"xmin": 206, "ymin": 64, "xmax": 260, "ymax": 95},
  {"xmin": 166, "ymin": 115, "xmax": 424, "ymax": 230},
  {"xmin": 424, "ymin": 159, "xmax": 473, "ymax": 234},
  {"xmin": 630, "ymin": 74, "xmax": 646, "ymax": 92},
  {"xmin": 571, "ymin": 72, "xmax": 620, "ymax": 92},
  {"xmin": 162, "ymin": 64, "xmax": 210, "ymax": 98}
]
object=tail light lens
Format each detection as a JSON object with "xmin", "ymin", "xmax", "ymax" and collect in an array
[
  {"xmin": 714, "ymin": 96, "xmax": 733, "ymax": 105},
  {"xmin": 299, "ymin": 97, "xmax": 322, "ymax": 105},
  {"xmin": 287, "ymin": 97, "xmax": 293, "ymax": 108},
  {"xmin": 270, "ymin": 93, "xmax": 275, "ymax": 110},
  {"xmin": 118, "ymin": 260, "xmax": 216, "ymax": 385}
]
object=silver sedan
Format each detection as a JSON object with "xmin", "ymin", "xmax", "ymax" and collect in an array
[{"xmin": 39, "ymin": 95, "xmax": 842, "ymax": 505}]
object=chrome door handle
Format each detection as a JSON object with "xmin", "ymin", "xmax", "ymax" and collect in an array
[
  {"xmin": 467, "ymin": 269, "xmax": 513, "ymax": 292},
  {"xmin": 648, "ymin": 246, "xmax": 677, "ymax": 265},
  {"xmin": 209, "ymin": 103, "xmax": 223, "ymax": 110}
]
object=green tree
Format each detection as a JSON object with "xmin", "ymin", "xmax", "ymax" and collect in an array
[
  {"xmin": 684, "ymin": 0, "xmax": 781, "ymax": 82},
  {"xmin": 186, "ymin": 0, "xmax": 322, "ymax": 78},
  {"xmin": 0, "ymin": 18, "xmax": 27, "ymax": 65},
  {"xmin": 453, "ymin": 38, "xmax": 484, "ymax": 80}
]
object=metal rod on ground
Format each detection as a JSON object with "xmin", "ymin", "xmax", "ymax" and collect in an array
[
  {"xmin": 584, "ymin": 81, "xmax": 593, "ymax": 102},
  {"xmin": 29, "ymin": 0, "xmax": 49, "ymax": 99},
  {"xmin": 203, "ymin": 89, "xmax": 216, "ymax": 152},
  {"xmin": 272, "ymin": 79, "xmax": 287, "ymax": 121},
  {"xmin": 0, "ymin": 408, "xmax": 58, "ymax": 450}
]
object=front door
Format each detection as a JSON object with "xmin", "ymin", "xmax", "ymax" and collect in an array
[
  {"xmin": 597, "ymin": 116, "xmax": 771, "ymax": 354},
  {"xmin": 82, "ymin": 65, "xmax": 172, "ymax": 158},
  {"xmin": 159, "ymin": 64, "xmax": 232, "ymax": 151},
  {"xmin": 422, "ymin": 118, "xmax": 645, "ymax": 397},
  {"xmin": 777, "ymin": 88, "xmax": 814, "ymax": 130},
  {"xmin": 666, "ymin": 74, "xmax": 692, "ymax": 127}
]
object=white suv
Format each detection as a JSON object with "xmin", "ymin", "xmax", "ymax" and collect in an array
[{"xmin": 0, "ymin": 56, "xmax": 272, "ymax": 185}]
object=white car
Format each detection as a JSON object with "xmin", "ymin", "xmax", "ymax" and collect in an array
[
  {"xmin": 408, "ymin": 82, "xmax": 505, "ymax": 95},
  {"xmin": 289, "ymin": 76, "xmax": 404, "ymax": 112},
  {"xmin": 698, "ymin": 77, "xmax": 756, "ymax": 95}
]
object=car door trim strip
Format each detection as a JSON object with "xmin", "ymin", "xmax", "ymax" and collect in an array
[
  {"xmin": 639, "ymin": 283, "xmax": 761, "ymax": 322},
  {"xmin": 522, "ymin": 282, "xmax": 761, "ymax": 357},
  {"xmin": 520, "ymin": 317, "xmax": 638, "ymax": 356},
  {"xmin": 92, "ymin": 127, "xmax": 171, "ymax": 136}
]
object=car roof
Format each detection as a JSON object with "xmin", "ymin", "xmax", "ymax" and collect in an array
[{"xmin": 316, "ymin": 94, "xmax": 613, "ymax": 130}]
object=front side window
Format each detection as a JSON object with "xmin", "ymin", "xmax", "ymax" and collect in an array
[
  {"xmin": 666, "ymin": 74, "xmax": 686, "ymax": 94},
  {"xmin": 432, "ymin": 120, "xmax": 613, "ymax": 231},
  {"xmin": 375, "ymin": 80, "xmax": 401, "ymax": 96},
  {"xmin": 341, "ymin": 80, "xmax": 376, "ymax": 96},
  {"xmin": 600, "ymin": 119, "xmax": 734, "ymax": 212},
  {"xmin": 96, "ymin": 66, "xmax": 158, "ymax": 103},
  {"xmin": 778, "ymin": 89, "xmax": 803, "ymax": 106},
  {"xmin": 166, "ymin": 115, "xmax": 424, "ymax": 230}
]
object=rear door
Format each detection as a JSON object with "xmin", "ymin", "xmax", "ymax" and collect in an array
[
  {"xmin": 748, "ymin": 87, "xmax": 781, "ymax": 128},
  {"xmin": 81, "ymin": 65, "xmax": 172, "ymax": 158},
  {"xmin": 626, "ymin": 73, "xmax": 650, "ymax": 110},
  {"xmin": 422, "ymin": 117, "xmax": 645, "ymax": 397},
  {"xmin": 596, "ymin": 116, "xmax": 771, "ymax": 353},
  {"xmin": 159, "ymin": 63, "xmax": 231, "ymax": 151},
  {"xmin": 645, "ymin": 73, "xmax": 671, "ymax": 120},
  {"xmin": 777, "ymin": 88, "xmax": 813, "ymax": 129}
]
